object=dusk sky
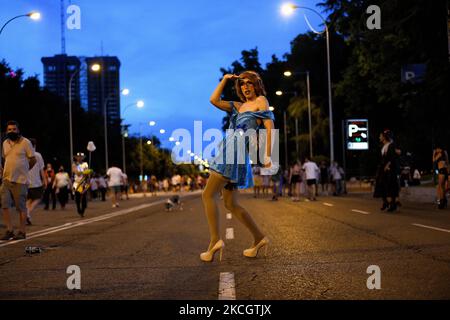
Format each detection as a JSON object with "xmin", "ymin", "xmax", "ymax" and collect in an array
[{"xmin": 1, "ymin": 0, "xmax": 321, "ymax": 148}]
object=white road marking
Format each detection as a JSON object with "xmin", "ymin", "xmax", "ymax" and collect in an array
[
  {"xmin": 218, "ymin": 272, "xmax": 236, "ymax": 300},
  {"xmin": 323, "ymin": 202, "xmax": 334, "ymax": 207},
  {"xmin": 412, "ymin": 223, "xmax": 450, "ymax": 234},
  {"xmin": 0, "ymin": 200, "xmax": 168, "ymax": 248},
  {"xmin": 226, "ymin": 213, "xmax": 232, "ymax": 220},
  {"xmin": 351, "ymin": 209, "xmax": 370, "ymax": 215},
  {"xmin": 226, "ymin": 228, "xmax": 234, "ymax": 240}
]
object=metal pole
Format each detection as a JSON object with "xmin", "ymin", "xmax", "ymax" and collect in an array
[
  {"xmin": 103, "ymin": 96, "xmax": 109, "ymax": 171},
  {"xmin": 68, "ymin": 69, "xmax": 80, "ymax": 170},
  {"xmin": 0, "ymin": 15, "xmax": 28, "ymax": 35},
  {"xmin": 122, "ymin": 127, "xmax": 126, "ymax": 174},
  {"xmin": 295, "ymin": 118, "xmax": 299, "ymax": 157},
  {"xmin": 284, "ymin": 110, "xmax": 288, "ymax": 168},
  {"xmin": 326, "ymin": 27, "xmax": 334, "ymax": 162},
  {"xmin": 341, "ymin": 120, "xmax": 347, "ymax": 194},
  {"xmin": 307, "ymin": 71, "xmax": 313, "ymax": 159},
  {"xmin": 140, "ymin": 123, "xmax": 143, "ymax": 182}
]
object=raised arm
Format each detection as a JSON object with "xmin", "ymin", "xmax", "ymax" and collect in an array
[{"xmin": 209, "ymin": 74, "xmax": 239, "ymax": 112}]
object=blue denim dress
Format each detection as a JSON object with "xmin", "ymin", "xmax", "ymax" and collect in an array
[{"xmin": 209, "ymin": 102, "xmax": 275, "ymax": 189}]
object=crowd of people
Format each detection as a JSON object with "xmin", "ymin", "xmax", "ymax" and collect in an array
[
  {"xmin": 130, "ymin": 174, "xmax": 207, "ymax": 195},
  {"xmin": 251, "ymin": 158, "xmax": 346, "ymax": 201}
]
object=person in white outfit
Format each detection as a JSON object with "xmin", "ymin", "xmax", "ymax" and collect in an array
[
  {"xmin": 302, "ymin": 157, "xmax": 320, "ymax": 201},
  {"xmin": 107, "ymin": 165, "xmax": 124, "ymax": 208}
]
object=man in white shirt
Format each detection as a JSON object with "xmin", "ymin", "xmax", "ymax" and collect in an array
[
  {"xmin": 26, "ymin": 139, "xmax": 46, "ymax": 225},
  {"xmin": 302, "ymin": 157, "xmax": 320, "ymax": 201},
  {"xmin": 107, "ymin": 164, "xmax": 124, "ymax": 208},
  {"xmin": 1, "ymin": 121, "xmax": 36, "ymax": 240}
]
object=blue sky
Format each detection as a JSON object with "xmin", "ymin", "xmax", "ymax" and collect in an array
[{"xmin": 0, "ymin": 0, "xmax": 321, "ymax": 148}]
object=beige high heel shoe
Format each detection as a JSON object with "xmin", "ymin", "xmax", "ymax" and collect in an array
[
  {"xmin": 200, "ymin": 240, "xmax": 224, "ymax": 262},
  {"xmin": 243, "ymin": 237, "xmax": 269, "ymax": 258}
]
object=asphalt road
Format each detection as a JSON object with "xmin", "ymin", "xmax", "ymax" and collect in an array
[{"xmin": 1, "ymin": 190, "xmax": 449, "ymax": 300}]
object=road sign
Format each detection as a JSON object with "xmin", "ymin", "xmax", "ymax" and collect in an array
[
  {"xmin": 346, "ymin": 119, "xmax": 369, "ymax": 150},
  {"xmin": 401, "ymin": 64, "xmax": 426, "ymax": 84}
]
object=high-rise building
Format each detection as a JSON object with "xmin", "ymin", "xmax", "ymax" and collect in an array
[
  {"xmin": 41, "ymin": 55, "xmax": 121, "ymax": 123},
  {"xmin": 41, "ymin": 54, "xmax": 81, "ymax": 103},
  {"xmin": 85, "ymin": 56, "xmax": 121, "ymax": 125}
]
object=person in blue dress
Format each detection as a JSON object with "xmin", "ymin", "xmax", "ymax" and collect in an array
[{"xmin": 200, "ymin": 71, "xmax": 275, "ymax": 262}]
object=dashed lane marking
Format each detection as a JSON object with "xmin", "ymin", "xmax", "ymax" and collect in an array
[
  {"xmin": 412, "ymin": 223, "xmax": 450, "ymax": 234},
  {"xmin": 226, "ymin": 228, "xmax": 234, "ymax": 240},
  {"xmin": 226, "ymin": 213, "xmax": 232, "ymax": 220},
  {"xmin": 351, "ymin": 209, "xmax": 370, "ymax": 215},
  {"xmin": 218, "ymin": 272, "xmax": 236, "ymax": 300},
  {"xmin": 323, "ymin": 202, "xmax": 334, "ymax": 207}
]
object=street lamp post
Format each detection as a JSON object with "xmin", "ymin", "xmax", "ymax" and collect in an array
[
  {"xmin": 0, "ymin": 12, "xmax": 41, "ymax": 35},
  {"xmin": 103, "ymin": 88, "xmax": 129, "ymax": 171},
  {"xmin": 276, "ymin": 90, "xmax": 300, "ymax": 164},
  {"xmin": 68, "ymin": 68, "xmax": 80, "ymax": 169},
  {"xmin": 68, "ymin": 63, "xmax": 100, "ymax": 169},
  {"xmin": 284, "ymin": 70, "xmax": 313, "ymax": 158},
  {"xmin": 121, "ymin": 100, "xmax": 144, "ymax": 174},
  {"xmin": 281, "ymin": 3, "xmax": 334, "ymax": 161}
]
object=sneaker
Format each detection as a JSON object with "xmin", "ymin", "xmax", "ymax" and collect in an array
[
  {"xmin": 26, "ymin": 217, "xmax": 32, "ymax": 226},
  {"xmin": 1, "ymin": 230, "xmax": 15, "ymax": 241},
  {"xmin": 13, "ymin": 231, "xmax": 26, "ymax": 240}
]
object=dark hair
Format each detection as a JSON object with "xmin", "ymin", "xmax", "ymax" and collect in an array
[
  {"xmin": 381, "ymin": 129, "xmax": 393, "ymax": 141},
  {"xmin": 6, "ymin": 120, "xmax": 19, "ymax": 128},
  {"xmin": 234, "ymin": 71, "xmax": 266, "ymax": 102}
]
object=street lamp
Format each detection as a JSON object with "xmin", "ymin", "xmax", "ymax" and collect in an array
[
  {"xmin": 140, "ymin": 120, "xmax": 157, "ymax": 185},
  {"xmin": 0, "ymin": 11, "xmax": 41, "ymax": 35},
  {"xmin": 284, "ymin": 70, "xmax": 313, "ymax": 158},
  {"xmin": 103, "ymin": 87, "xmax": 129, "ymax": 170},
  {"xmin": 68, "ymin": 63, "xmax": 100, "ymax": 169},
  {"xmin": 281, "ymin": 3, "xmax": 334, "ymax": 161},
  {"xmin": 276, "ymin": 90, "xmax": 300, "ymax": 161},
  {"xmin": 121, "ymin": 99, "xmax": 144, "ymax": 174}
]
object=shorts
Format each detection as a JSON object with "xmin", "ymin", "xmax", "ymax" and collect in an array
[
  {"xmin": 0, "ymin": 180, "xmax": 28, "ymax": 212},
  {"xmin": 291, "ymin": 175, "xmax": 301, "ymax": 184},
  {"xmin": 27, "ymin": 186, "xmax": 44, "ymax": 201},
  {"xmin": 438, "ymin": 167, "xmax": 448, "ymax": 178},
  {"xmin": 306, "ymin": 179, "xmax": 317, "ymax": 186},
  {"xmin": 110, "ymin": 185, "xmax": 121, "ymax": 194}
]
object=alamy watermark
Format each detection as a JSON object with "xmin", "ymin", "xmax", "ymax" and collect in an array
[
  {"xmin": 66, "ymin": 265, "xmax": 81, "ymax": 290},
  {"xmin": 366, "ymin": 265, "xmax": 381, "ymax": 290},
  {"xmin": 366, "ymin": 5, "xmax": 381, "ymax": 30},
  {"xmin": 169, "ymin": 121, "xmax": 280, "ymax": 169}
]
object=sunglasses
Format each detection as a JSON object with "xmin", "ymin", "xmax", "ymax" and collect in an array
[{"xmin": 238, "ymin": 80, "xmax": 254, "ymax": 86}]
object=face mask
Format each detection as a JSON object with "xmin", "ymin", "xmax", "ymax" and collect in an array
[{"xmin": 6, "ymin": 132, "xmax": 19, "ymax": 141}]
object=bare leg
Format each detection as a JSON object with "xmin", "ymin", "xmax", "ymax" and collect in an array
[
  {"xmin": 2, "ymin": 208, "xmax": 13, "ymax": 231},
  {"xmin": 26, "ymin": 199, "xmax": 41, "ymax": 219},
  {"xmin": 19, "ymin": 211, "xmax": 26, "ymax": 233},
  {"xmin": 201, "ymin": 171, "xmax": 229, "ymax": 250},
  {"xmin": 223, "ymin": 188, "xmax": 265, "ymax": 246}
]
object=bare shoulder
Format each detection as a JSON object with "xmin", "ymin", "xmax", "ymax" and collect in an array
[
  {"xmin": 233, "ymin": 101, "xmax": 243, "ymax": 111},
  {"xmin": 256, "ymin": 96, "xmax": 269, "ymax": 110}
]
